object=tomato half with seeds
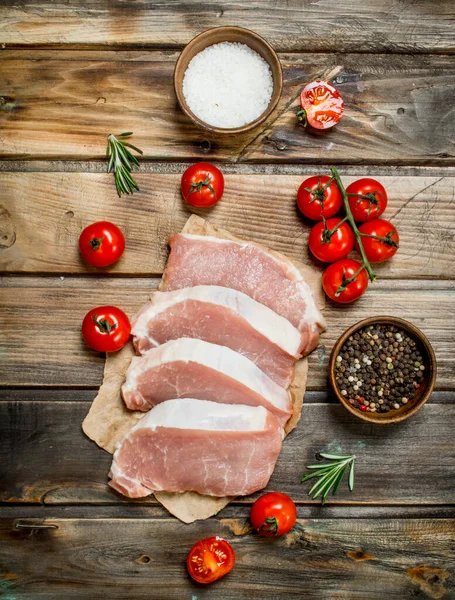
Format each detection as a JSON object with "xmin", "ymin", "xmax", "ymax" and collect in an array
[
  {"xmin": 79, "ymin": 221, "xmax": 125, "ymax": 267},
  {"xmin": 322, "ymin": 259, "xmax": 368, "ymax": 304},
  {"xmin": 250, "ymin": 492, "xmax": 297, "ymax": 537},
  {"xmin": 346, "ymin": 178, "xmax": 388, "ymax": 222},
  {"xmin": 358, "ymin": 219, "xmax": 399, "ymax": 263},
  {"xmin": 297, "ymin": 81, "xmax": 344, "ymax": 130},
  {"xmin": 308, "ymin": 217, "xmax": 355, "ymax": 263},
  {"xmin": 297, "ymin": 175, "xmax": 343, "ymax": 220},
  {"xmin": 82, "ymin": 306, "xmax": 131, "ymax": 352},
  {"xmin": 187, "ymin": 537, "xmax": 235, "ymax": 584},
  {"xmin": 181, "ymin": 163, "xmax": 224, "ymax": 208}
]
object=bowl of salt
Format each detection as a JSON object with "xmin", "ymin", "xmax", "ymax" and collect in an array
[{"xmin": 174, "ymin": 26, "xmax": 283, "ymax": 134}]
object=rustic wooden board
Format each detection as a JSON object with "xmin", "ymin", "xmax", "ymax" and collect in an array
[
  {"xmin": 1, "ymin": 517, "xmax": 454, "ymax": 599},
  {"xmin": 1, "ymin": 397, "xmax": 454, "ymax": 505},
  {"xmin": 1, "ymin": 52, "xmax": 454, "ymax": 163},
  {"xmin": 1, "ymin": 0, "xmax": 454, "ymax": 53},
  {"xmin": 1, "ymin": 277, "xmax": 453, "ymax": 389},
  {"xmin": 1, "ymin": 172, "xmax": 454, "ymax": 278}
]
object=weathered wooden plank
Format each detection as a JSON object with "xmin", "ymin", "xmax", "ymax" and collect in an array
[
  {"xmin": 1, "ymin": 172, "xmax": 454, "ymax": 278},
  {"xmin": 1, "ymin": 399, "xmax": 454, "ymax": 505},
  {"xmin": 1, "ymin": 0, "xmax": 454, "ymax": 53},
  {"xmin": 1, "ymin": 52, "xmax": 454, "ymax": 163},
  {"xmin": 1, "ymin": 278, "xmax": 453, "ymax": 388},
  {"xmin": 0, "ymin": 517, "xmax": 454, "ymax": 599}
]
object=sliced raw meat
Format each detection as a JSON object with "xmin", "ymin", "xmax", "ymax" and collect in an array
[
  {"xmin": 121, "ymin": 337, "xmax": 292, "ymax": 426},
  {"xmin": 109, "ymin": 398, "xmax": 283, "ymax": 498},
  {"xmin": 161, "ymin": 233, "xmax": 325, "ymax": 355},
  {"xmin": 131, "ymin": 285, "xmax": 302, "ymax": 387}
]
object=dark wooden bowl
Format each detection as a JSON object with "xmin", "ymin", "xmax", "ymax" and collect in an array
[
  {"xmin": 329, "ymin": 316, "xmax": 437, "ymax": 424},
  {"xmin": 174, "ymin": 26, "xmax": 282, "ymax": 134}
]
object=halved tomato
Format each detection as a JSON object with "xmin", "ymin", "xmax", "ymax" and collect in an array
[
  {"xmin": 187, "ymin": 536, "xmax": 235, "ymax": 584},
  {"xmin": 298, "ymin": 81, "xmax": 344, "ymax": 130}
]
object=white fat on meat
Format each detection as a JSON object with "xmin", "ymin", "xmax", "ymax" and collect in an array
[
  {"xmin": 131, "ymin": 285, "xmax": 302, "ymax": 387},
  {"xmin": 108, "ymin": 398, "xmax": 284, "ymax": 498},
  {"xmin": 121, "ymin": 337, "xmax": 292, "ymax": 426},
  {"xmin": 161, "ymin": 233, "xmax": 325, "ymax": 355}
]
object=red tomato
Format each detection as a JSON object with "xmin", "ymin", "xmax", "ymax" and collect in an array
[
  {"xmin": 346, "ymin": 178, "xmax": 388, "ymax": 222},
  {"xmin": 79, "ymin": 221, "xmax": 125, "ymax": 267},
  {"xmin": 82, "ymin": 306, "xmax": 131, "ymax": 352},
  {"xmin": 297, "ymin": 175, "xmax": 343, "ymax": 220},
  {"xmin": 187, "ymin": 537, "xmax": 235, "ymax": 584},
  {"xmin": 298, "ymin": 81, "xmax": 344, "ymax": 130},
  {"xmin": 322, "ymin": 259, "xmax": 368, "ymax": 303},
  {"xmin": 308, "ymin": 218, "xmax": 355, "ymax": 262},
  {"xmin": 181, "ymin": 163, "xmax": 224, "ymax": 208},
  {"xmin": 250, "ymin": 492, "xmax": 297, "ymax": 537},
  {"xmin": 358, "ymin": 219, "xmax": 399, "ymax": 263}
]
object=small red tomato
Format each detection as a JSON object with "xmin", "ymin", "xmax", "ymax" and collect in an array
[
  {"xmin": 187, "ymin": 537, "xmax": 235, "ymax": 584},
  {"xmin": 308, "ymin": 218, "xmax": 355, "ymax": 263},
  {"xmin": 346, "ymin": 178, "xmax": 388, "ymax": 222},
  {"xmin": 297, "ymin": 175, "xmax": 343, "ymax": 220},
  {"xmin": 322, "ymin": 259, "xmax": 368, "ymax": 304},
  {"xmin": 298, "ymin": 81, "xmax": 344, "ymax": 130},
  {"xmin": 82, "ymin": 306, "xmax": 131, "ymax": 352},
  {"xmin": 250, "ymin": 492, "xmax": 297, "ymax": 537},
  {"xmin": 79, "ymin": 221, "xmax": 125, "ymax": 267},
  {"xmin": 358, "ymin": 219, "xmax": 399, "ymax": 263},
  {"xmin": 181, "ymin": 163, "xmax": 224, "ymax": 208}
]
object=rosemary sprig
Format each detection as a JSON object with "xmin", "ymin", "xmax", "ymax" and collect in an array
[
  {"xmin": 301, "ymin": 452, "xmax": 356, "ymax": 504},
  {"xmin": 106, "ymin": 132, "xmax": 143, "ymax": 197}
]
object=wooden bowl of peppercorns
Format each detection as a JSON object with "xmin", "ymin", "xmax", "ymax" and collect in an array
[{"xmin": 329, "ymin": 316, "xmax": 437, "ymax": 424}]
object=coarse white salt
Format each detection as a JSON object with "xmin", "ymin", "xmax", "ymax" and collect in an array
[{"xmin": 182, "ymin": 42, "xmax": 274, "ymax": 129}]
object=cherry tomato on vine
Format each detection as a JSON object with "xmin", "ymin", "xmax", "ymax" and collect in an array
[
  {"xmin": 82, "ymin": 306, "xmax": 131, "ymax": 352},
  {"xmin": 322, "ymin": 259, "xmax": 368, "ymax": 304},
  {"xmin": 181, "ymin": 163, "xmax": 224, "ymax": 208},
  {"xmin": 346, "ymin": 178, "xmax": 388, "ymax": 222},
  {"xmin": 297, "ymin": 81, "xmax": 344, "ymax": 130},
  {"xmin": 79, "ymin": 221, "xmax": 125, "ymax": 267},
  {"xmin": 187, "ymin": 537, "xmax": 235, "ymax": 584},
  {"xmin": 297, "ymin": 175, "xmax": 343, "ymax": 220},
  {"xmin": 308, "ymin": 218, "xmax": 355, "ymax": 263},
  {"xmin": 250, "ymin": 492, "xmax": 297, "ymax": 537},
  {"xmin": 358, "ymin": 219, "xmax": 399, "ymax": 263}
]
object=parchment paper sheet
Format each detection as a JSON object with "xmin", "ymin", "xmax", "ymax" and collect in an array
[{"xmin": 83, "ymin": 215, "xmax": 325, "ymax": 523}]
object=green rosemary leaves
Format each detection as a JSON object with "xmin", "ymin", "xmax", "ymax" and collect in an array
[
  {"xmin": 301, "ymin": 452, "xmax": 356, "ymax": 504},
  {"xmin": 106, "ymin": 132, "xmax": 143, "ymax": 197}
]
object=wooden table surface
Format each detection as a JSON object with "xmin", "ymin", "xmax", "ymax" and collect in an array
[{"xmin": 1, "ymin": 2, "xmax": 454, "ymax": 598}]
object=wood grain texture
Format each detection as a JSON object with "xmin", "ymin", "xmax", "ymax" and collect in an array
[
  {"xmin": 1, "ymin": 172, "xmax": 454, "ymax": 277},
  {"xmin": 0, "ymin": 52, "xmax": 454, "ymax": 163},
  {"xmin": 1, "ymin": 0, "xmax": 454, "ymax": 53},
  {"xmin": 1, "ymin": 517, "xmax": 454, "ymax": 599},
  {"xmin": 1, "ymin": 277, "xmax": 454, "ymax": 389},
  {"xmin": 1, "ymin": 398, "xmax": 454, "ymax": 505}
]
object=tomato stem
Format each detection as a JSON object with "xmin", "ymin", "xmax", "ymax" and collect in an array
[
  {"xmin": 260, "ymin": 517, "xmax": 279, "ymax": 536},
  {"xmin": 359, "ymin": 231, "xmax": 399, "ymax": 248},
  {"xmin": 335, "ymin": 264, "xmax": 366, "ymax": 297},
  {"xmin": 93, "ymin": 315, "xmax": 117, "ymax": 334},
  {"xmin": 187, "ymin": 175, "xmax": 217, "ymax": 199},
  {"xmin": 296, "ymin": 108, "xmax": 308, "ymax": 127},
  {"xmin": 330, "ymin": 167, "xmax": 376, "ymax": 283}
]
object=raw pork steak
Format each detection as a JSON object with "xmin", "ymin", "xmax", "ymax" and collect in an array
[
  {"xmin": 161, "ymin": 233, "xmax": 325, "ymax": 355},
  {"xmin": 131, "ymin": 285, "xmax": 302, "ymax": 387},
  {"xmin": 121, "ymin": 338, "xmax": 292, "ymax": 426},
  {"xmin": 109, "ymin": 398, "xmax": 284, "ymax": 498}
]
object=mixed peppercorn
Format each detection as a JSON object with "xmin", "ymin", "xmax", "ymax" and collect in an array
[{"xmin": 335, "ymin": 324, "xmax": 426, "ymax": 413}]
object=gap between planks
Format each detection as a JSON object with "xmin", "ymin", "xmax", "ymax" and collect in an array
[{"xmin": 1, "ymin": 161, "xmax": 455, "ymax": 177}]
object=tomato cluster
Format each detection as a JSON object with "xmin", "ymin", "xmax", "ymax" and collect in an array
[{"xmin": 297, "ymin": 176, "xmax": 399, "ymax": 303}]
